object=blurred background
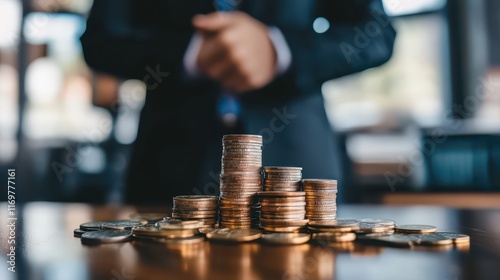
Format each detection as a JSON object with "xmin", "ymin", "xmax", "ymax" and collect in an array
[{"xmin": 0, "ymin": 0, "xmax": 499, "ymax": 206}]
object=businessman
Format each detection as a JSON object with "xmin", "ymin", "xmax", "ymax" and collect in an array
[{"xmin": 81, "ymin": 0, "xmax": 396, "ymax": 203}]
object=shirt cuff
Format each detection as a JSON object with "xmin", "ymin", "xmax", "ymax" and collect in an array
[
  {"xmin": 268, "ymin": 27, "xmax": 292, "ymax": 75},
  {"xmin": 183, "ymin": 33, "xmax": 203, "ymax": 78}
]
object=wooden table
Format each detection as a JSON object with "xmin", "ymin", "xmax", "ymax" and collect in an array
[{"xmin": 1, "ymin": 203, "xmax": 499, "ymax": 280}]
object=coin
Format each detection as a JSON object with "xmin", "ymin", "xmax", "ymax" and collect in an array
[
  {"xmin": 302, "ymin": 179, "xmax": 338, "ymax": 186},
  {"xmin": 73, "ymin": 228, "xmax": 86, "ymax": 238},
  {"xmin": 101, "ymin": 220, "xmax": 147, "ymax": 230},
  {"xmin": 81, "ymin": 230, "xmax": 132, "ymax": 244},
  {"xmin": 260, "ymin": 201, "xmax": 306, "ymax": 207},
  {"xmin": 356, "ymin": 233, "xmax": 414, "ymax": 248},
  {"xmin": 312, "ymin": 232, "xmax": 356, "ymax": 243},
  {"xmin": 260, "ymin": 212, "xmax": 306, "ymax": 220},
  {"xmin": 357, "ymin": 218, "xmax": 395, "ymax": 226},
  {"xmin": 305, "ymin": 214, "xmax": 337, "ymax": 220},
  {"xmin": 257, "ymin": 191, "xmax": 306, "ymax": 197},
  {"xmin": 435, "ymin": 232, "xmax": 470, "ymax": 244},
  {"xmin": 262, "ymin": 226, "xmax": 303, "ymax": 233},
  {"xmin": 206, "ymin": 228, "xmax": 262, "ymax": 242},
  {"xmin": 173, "ymin": 195, "xmax": 218, "ymax": 203},
  {"xmin": 129, "ymin": 213, "xmax": 168, "ymax": 222},
  {"xmin": 260, "ymin": 196, "xmax": 305, "ymax": 203},
  {"xmin": 308, "ymin": 226, "xmax": 353, "ymax": 233},
  {"xmin": 134, "ymin": 235, "xmax": 206, "ymax": 245},
  {"xmin": 395, "ymin": 224, "xmax": 438, "ymax": 234},
  {"xmin": 79, "ymin": 221, "xmax": 107, "ymax": 231},
  {"xmin": 157, "ymin": 220, "xmax": 204, "ymax": 230},
  {"xmin": 132, "ymin": 225, "xmax": 199, "ymax": 238},
  {"xmin": 261, "ymin": 233, "xmax": 311, "ymax": 245},
  {"xmin": 308, "ymin": 219, "xmax": 359, "ymax": 228},
  {"xmin": 356, "ymin": 223, "xmax": 395, "ymax": 234},
  {"xmin": 260, "ymin": 218, "xmax": 309, "ymax": 227},
  {"xmin": 409, "ymin": 233, "xmax": 453, "ymax": 246}
]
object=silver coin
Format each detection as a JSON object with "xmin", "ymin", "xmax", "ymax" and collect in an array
[
  {"xmin": 80, "ymin": 221, "xmax": 107, "ymax": 231},
  {"xmin": 81, "ymin": 230, "xmax": 132, "ymax": 244},
  {"xmin": 74, "ymin": 228, "xmax": 86, "ymax": 238},
  {"xmin": 356, "ymin": 233, "xmax": 415, "ymax": 247},
  {"xmin": 101, "ymin": 220, "xmax": 146, "ymax": 230},
  {"xmin": 436, "ymin": 232, "xmax": 470, "ymax": 244},
  {"xmin": 357, "ymin": 218, "xmax": 396, "ymax": 226},
  {"xmin": 408, "ymin": 233, "xmax": 453, "ymax": 246},
  {"xmin": 395, "ymin": 224, "xmax": 438, "ymax": 234}
]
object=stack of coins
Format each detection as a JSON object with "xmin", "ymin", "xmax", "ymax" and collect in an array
[
  {"xmin": 131, "ymin": 219, "xmax": 205, "ymax": 244},
  {"xmin": 302, "ymin": 179, "xmax": 338, "ymax": 221},
  {"xmin": 258, "ymin": 191, "xmax": 308, "ymax": 232},
  {"xmin": 172, "ymin": 195, "xmax": 218, "ymax": 228},
  {"xmin": 263, "ymin": 167, "xmax": 302, "ymax": 191},
  {"xmin": 219, "ymin": 134, "xmax": 263, "ymax": 229}
]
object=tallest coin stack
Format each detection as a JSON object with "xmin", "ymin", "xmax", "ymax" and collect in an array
[{"xmin": 219, "ymin": 135, "xmax": 263, "ymax": 229}]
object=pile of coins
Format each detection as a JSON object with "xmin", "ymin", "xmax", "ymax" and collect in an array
[
  {"xmin": 258, "ymin": 191, "xmax": 308, "ymax": 232},
  {"xmin": 172, "ymin": 195, "xmax": 218, "ymax": 228},
  {"xmin": 219, "ymin": 134, "xmax": 263, "ymax": 229},
  {"xmin": 72, "ymin": 134, "xmax": 472, "ymax": 250},
  {"xmin": 132, "ymin": 218, "xmax": 205, "ymax": 244},
  {"xmin": 263, "ymin": 166, "xmax": 302, "ymax": 191},
  {"xmin": 303, "ymin": 179, "xmax": 338, "ymax": 221}
]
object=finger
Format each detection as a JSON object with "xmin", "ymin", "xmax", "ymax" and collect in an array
[
  {"xmin": 196, "ymin": 36, "xmax": 227, "ymax": 72},
  {"xmin": 207, "ymin": 60, "xmax": 237, "ymax": 82},
  {"xmin": 193, "ymin": 12, "xmax": 232, "ymax": 33},
  {"xmin": 222, "ymin": 72, "xmax": 249, "ymax": 93}
]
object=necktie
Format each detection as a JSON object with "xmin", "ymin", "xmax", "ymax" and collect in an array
[{"xmin": 214, "ymin": 0, "xmax": 242, "ymax": 127}]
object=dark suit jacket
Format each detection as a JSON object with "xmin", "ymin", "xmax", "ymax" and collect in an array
[{"xmin": 81, "ymin": 0, "xmax": 396, "ymax": 203}]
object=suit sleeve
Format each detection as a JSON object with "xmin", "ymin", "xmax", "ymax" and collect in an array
[
  {"xmin": 80, "ymin": 0, "xmax": 193, "ymax": 80},
  {"xmin": 275, "ymin": 0, "xmax": 396, "ymax": 90}
]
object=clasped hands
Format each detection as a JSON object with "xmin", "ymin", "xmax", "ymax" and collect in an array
[{"xmin": 193, "ymin": 12, "xmax": 277, "ymax": 93}]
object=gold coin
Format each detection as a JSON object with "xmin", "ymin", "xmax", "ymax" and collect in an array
[
  {"xmin": 305, "ymin": 214, "xmax": 337, "ymax": 219},
  {"xmin": 261, "ymin": 205, "xmax": 306, "ymax": 212},
  {"xmin": 312, "ymin": 232, "xmax": 356, "ymax": 243},
  {"xmin": 156, "ymin": 220, "xmax": 204, "ymax": 230},
  {"xmin": 260, "ymin": 218, "xmax": 309, "ymax": 227},
  {"xmin": 395, "ymin": 224, "xmax": 437, "ymax": 234},
  {"xmin": 261, "ymin": 233, "xmax": 311, "ymax": 245},
  {"xmin": 206, "ymin": 228, "xmax": 262, "ymax": 242},
  {"xmin": 307, "ymin": 226, "xmax": 353, "ymax": 233},
  {"xmin": 308, "ymin": 219, "xmax": 359, "ymax": 228},
  {"xmin": 263, "ymin": 166, "xmax": 302, "ymax": 171},
  {"xmin": 262, "ymin": 226, "xmax": 304, "ymax": 233},
  {"xmin": 172, "ymin": 213, "xmax": 217, "ymax": 219},
  {"xmin": 260, "ymin": 212, "xmax": 306, "ymax": 220},
  {"xmin": 260, "ymin": 201, "xmax": 306, "ymax": 207},
  {"xmin": 302, "ymin": 179, "xmax": 338, "ymax": 186},
  {"xmin": 260, "ymin": 196, "xmax": 305, "ymax": 203}
]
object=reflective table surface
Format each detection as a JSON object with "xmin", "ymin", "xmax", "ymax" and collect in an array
[{"xmin": 1, "ymin": 203, "xmax": 499, "ymax": 280}]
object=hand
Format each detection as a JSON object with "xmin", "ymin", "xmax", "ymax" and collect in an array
[{"xmin": 193, "ymin": 12, "xmax": 277, "ymax": 93}]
